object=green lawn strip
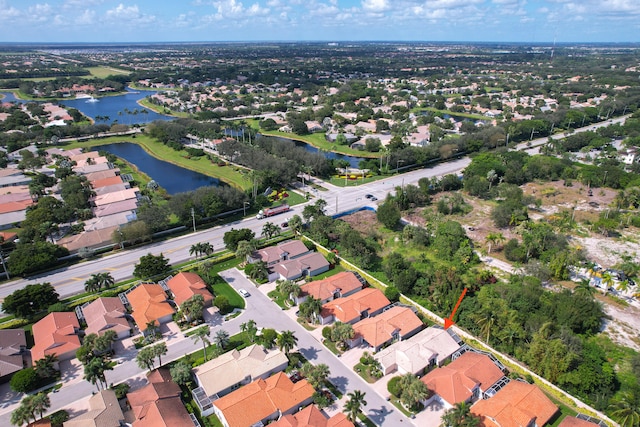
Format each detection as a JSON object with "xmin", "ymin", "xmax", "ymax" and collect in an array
[
  {"xmin": 388, "ymin": 396, "xmax": 419, "ymax": 417},
  {"xmin": 322, "ymin": 339, "xmax": 341, "ymax": 355},
  {"xmin": 411, "ymin": 106, "xmax": 490, "ymax": 121},
  {"xmin": 353, "ymin": 363, "xmax": 378, "ymax": 384},
  {"xmin": 85, "ymin": 66, "xmax": 130, "ymax": 78},
  {"xmin": 310, "ymin": 265, "xmax": 345, "ymax": 281},
  {"xmin": 76, "ymin": 134, "xmax": 250, "ymax": 190},
  {"xmin": 211, "ymin": 276, "xmax": 246, "ymax": 310},
  {"xmin": 547, "ymin": 395, "xmax": 579, "ymax": 427},
  {"xmin": 267, "ymin": 290, "xmax": 288, "ymax": 309},
  {"xmin": 328, "ymin": 173, "xmax": 385, "ymax": 188},
  {"xmin": 245, "ymin": 119, "xmax": 378, "ymax": 159},
  {"xmin": 357, "ymin": 413, "xmax": 377, "ymax": 427}
]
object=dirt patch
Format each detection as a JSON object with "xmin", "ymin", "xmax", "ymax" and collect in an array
[
  {"xmin": 338, "ymin": 210, "xmax": 379, "ymax": 235},
  {"xmin": 603, "ymin": 303, "xmax": 640, "ymax": 351}
]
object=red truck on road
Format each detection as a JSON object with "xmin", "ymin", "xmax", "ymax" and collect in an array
[{"xmin": 256, "ymin": 204, "xmax": 290, "ymax": 219}]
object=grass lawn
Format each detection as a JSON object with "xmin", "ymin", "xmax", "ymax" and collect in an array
[
  {"xmin": 138, "ymin": 97, "xmax": 191, "ymax": 118},
  {"xmin": 76, "ymin": 134, "xmax": 251, "ymax": 190},
  {"xmin": 85, "ymin": 66, "xmax": 130, "ymax": 79},
  {"xmin": 328, "ymin": 173, "xmax": 385, "ymax": 187},
  {"xmin": 358, "ymin": 413, "xmax": 377, "ymax": 427},
  {"xmin": 267, "ymin": 290, "xmax": 289, "ymax": 309},
  {"xmin": 548, "ymin": 395, "xmax": 579, "ymax": 427},
  {"xmin": 354, "ymin": 363, "xmax": 380, "ymax": 383},
  {"xmin": 311, "ymin": 265, "xmax": 345, "ymax": 280}
]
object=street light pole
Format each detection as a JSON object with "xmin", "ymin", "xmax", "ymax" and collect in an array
[
  {"xmin": 396, "ymin": 159, "xmax": 405, "ymax": 174},
  {"xmin": 191, "ymin": 207, "xmax": 196, "ymax": 233},
  {"xmin": 243, "ymin": 201, "xmax": 250, "ymax": 217}
]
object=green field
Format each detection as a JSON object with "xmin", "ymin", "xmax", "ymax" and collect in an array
[{"xmin": 86, "ymin": 66, "xmax": 130, "ymax": 79}]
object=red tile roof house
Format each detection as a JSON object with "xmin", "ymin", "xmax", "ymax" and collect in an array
[
  {"xmin": 557, "ymin": 416, "xmax": 602, "ymax": 427},
  {"xmin": 421, "ymin": 351, "xmax": 506, "ymax": 409},
  {"xmin": 349, "ymin": 305, "xmax": 423, "ymax": 352},
  {"xmin": 31, "ymin": 312, "xmax": 82, "ymax": 365},
  {"xmin": 271, "ymin": 252, "xmax": 330, "ymax": 281},
  {"xmin": 249, "ymin": 240, "xmax": 310, "ymax": 267},
  {"xmin": 296, "ymin": 271, "xmax": 364, "ymax": 305},
  {"xmin": 212, "ymin": 371, "xmax": 315, "ymax": 427},
  {"xmin": 81, "ymin": 297, "xmax": 131, "ymax": 340},
  {"xmin": 166, "ymin": 271, "xmax": 214, "ymax": 309},
  {"xmin": 125, "ymin": 368, "xmax": 194, "ymax": 427},
  {"xmin": 320, "ymin": 288, "xmax": 391, "ymax": 325},
  {"xmin": 471, "ymin": 380, "xmax": 559, "ymax": 427},
  {"xmin": 0, "ymin": 329, "xmax": 27, "ymax": 383},
  {"xmin": 269, "ymin": 404, "xmax": 355, "ymax": 427},
  {"xmin": 125, "ymin": 284, "xmax": 175, "ymax": 335}
]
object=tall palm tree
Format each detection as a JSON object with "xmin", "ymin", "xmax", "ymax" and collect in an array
[
  {"xmin": 288, "ymin": 215, "xmax": 303, "ymax": 235},
  {"xmin": 241, "ymin": 319, "xmax": 258, "ymax": 343},
  {"xmin": 10, "ymin": 403, "xmax": 32, "ymax": 427},
  {"xmin": 609, "ymin": 391, "xmax": 640, "ymax": 427},
  {"xmin": 262, "ymin": 222, "xmax": 280, "ymax": 239},
  {"xmin": 84, "ymin": 275, "xmax": 100, "ymax": 293},
  {"xmin": 441, "ymin": 401, "xmax": 481, "ymax": 427},
  {"xmin": 235, "ymin": 240, "xmax": 256, "ymax": 265},
  {"xmin": 84, "ymin": 356, "xmax": 112, "ymax": 390},
  {"xmin": 573, "ymin": 279, "xmax": 596, "ymax": 298},
  {"xmin": 34, "ymin": 354, "xmax": 58, "ymax": 379},
  {"xmin": 276, "ymin": 330, "xmax": 298, "ymax": 355},
  {"xmin": 213, "ymin": 329, "xmax": 230, "ymax": 350},
  {"xmin": 601, "ymin": 271, "xmax": 614, "ymax": 295},
  {"xmin": 30, "ymin": 392, "xmax": 51, "ymax": 421},
  {"xmin": 191, "ymin": 325, "xmax": 211, "ymax": 361},
  {"xmin": 344, "ymin": 390, "xmax": 367, "ymax": 423},
  {"xmin": 94, "ymin": 272, "xmax": 115, "ymax": 290},
  {"xmin": 152, "ymin": 342, "xmax": 168, "ymax": 367}
]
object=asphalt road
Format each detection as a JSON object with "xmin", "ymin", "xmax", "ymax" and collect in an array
[
  {"xmin": 0, "ymin": 155, "xmax": 470, "ymax": 303},
  {"xmin": 0, "ymin": 268, "xmax": 413, "ymax": 426}
]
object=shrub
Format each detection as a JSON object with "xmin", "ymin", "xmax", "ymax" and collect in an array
[
  {"xmin": 214, "ymin": 295, "xmax": 231, "ymax": 314},
  {"xmin": 10, "ymin": 367, "xmax": 39, "ymax": 393},
  {"xmin": 322, "ymin": 326, "xmax": 332, "ymax": 340},
  {"xmin": 50, "ymin": 410, "xmax": 69, "ymax": 427},
  {"xmin": 384, "ymin": 286, "xmax": 400, "ymax": 302},
  {"xmin": 387, "ymin": 375, "xmax": 402, "ymax": 397}
]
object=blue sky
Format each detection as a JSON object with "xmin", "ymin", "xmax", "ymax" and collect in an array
[{"xmin": 1, "ymin": 0, "xmax": 638, "ymax": 43}]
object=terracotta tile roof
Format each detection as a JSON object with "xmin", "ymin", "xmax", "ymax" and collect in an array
[
  {"xmin": 0, "ymin": 199, "xmax": 33, "ymax": 214},
  {"xmin": 300, "ymin": 271, "xmax": 363, "ymax": 301},
  {"xmin": 270, "ymin": 405, "xmax": 355, "ymax": 427},
  {"xmin": 352, "ymin": 306, "xmax": 423, "ymax": 348},
  {"xmin": 421, "ymin": 352, "xmax": 504, "ymax": 405},
  {"xmin": 471, "ymin": 381, "xmax": 558, "ymax": 427},
  {"xmin": 127, "ymin": 284, "xmax": 175, "ymax": 329},
  {"xmin": 127, "ymin": 368, "xmax": 193, "ymax": 427},
  {"xmin": 85, "ymin": 170, "xmax": 119, "ymax": 182},
  {"xmin": 166, "ymin": 272, "xmax": 213, "ymax": 307},
  {"xmin": 322, "ymin": 288, "xmax": 390, "ymax": 323},
  {"xmin": 64, "ymin": 389, "xmax": 125, "ymax": 427},
  {"xmin": 93, "ymin": 188, "xmax": 139, "ymax": 206},
  {"xmin": 91, "ymin": 176, "xmax": 125, "ymax": 189},
  {"xmin": 557, "ymin": 416, "xmax": 601, "ymax": 427},
  {"xmin": 213, "ymin": 372, "xmax": 314, "ymax": 427},
  {"xmin": 31, "ymin": 312, "xmax": 81, "ymax": 363},
  {"xmin": 82, "ymin": 297, "xmax": 130, "ymax": 337},
  {"xmin": 57, "ymin": 225, "xmax": 119, "ymax": 252}
]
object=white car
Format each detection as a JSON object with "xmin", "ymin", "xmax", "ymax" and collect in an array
[{"xmin": 238, "ymin": 288, "xmax": 250, "ymax": 297}]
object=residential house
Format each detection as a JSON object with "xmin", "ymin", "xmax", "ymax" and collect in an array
[
  {"xmin": 250, "ymin": 240, "xmax": 310, "ymax": 267},
  {"xmin": 304, "ymin": 121, "xmax": 323, "ymax": 133},
  {"xmin": 82, "ymin": 297, "xmax": 131, "ymax": 339},
  {"xmin": 0, "ymin": 329, "xmax": 27, "ymax": 382},
  {"xmin": 92, "ymin": 188, "xmax": 140, "ymax": 207},
  {"xmin": 557, "ymin": 417, "xmax": 603, "ymax": 427},
  {"xmin": 125, "ymin": 368, "xmax": 194, "ymax": 427},
  {"xmin": 63, "ymin": 389, "xmax": 125, "ymax": 427},
  {"xmin": 471, "ymin": 380, "xmax": 559, "ymax": 427},
  {"xmin": 421, "ymin": 351, "xmax": 505, "ymax": 408},
  {"xmin": 212, "ymin": 372, "xmax": 314, "ymax": 427},
  {"xmin": 297, "ymin": 271, "xmax": 364, "ymax": 305},
  {"xmin": 320, "ymin": 288, "xmax": 390, "ymax": 325},
  {"xmin": 91, "ymin": 176, "xmax": 127, "ymax": 189},
  {"xmin": 271, "ymin": 252, "xmax": 330, "ymax": 281},
  {"xmin": 57, "ymin": 225, "xmax": 119, "ymax": 252},
  {"xmin": 349, "ymin": 306, "xmax": 423, "ymax": 351},
  {"xmin": 269, "ymin": 404, "xmax": 354, "ymax": 427},
  {"xmin": 193, "ymin": 344, "xmax": 288, "ymax": 415},
  {"xmin": 166, "ymin": 271, "xmax": 214, "ymax": 308},
  {"xmin": 126, "ymin": 284, "xmax": 175, "ymax": 333},
  {"xmin": 31, "ymin": 312, "xmax": 82, "ymax": 364},
  {"xmin": 374, "ymin": 326, "xmax": 461, "ymax": 375}
]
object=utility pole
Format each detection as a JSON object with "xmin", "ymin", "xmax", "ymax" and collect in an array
[
  {"xmin": 0, "ymin": 251, "xmax": 9, "ymax": 279},
  {"xmin": 191, "ymin": 207, "xmax": 196, "ymax": 233}
]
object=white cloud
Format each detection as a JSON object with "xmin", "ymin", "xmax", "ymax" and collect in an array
[
  {"xmin": 105, "ymin": 3, "xmax": 156, "ymax": 24},
  {"xmin": 28, "ymin": 4, "xmax": 53, "ymax": 23},
  {"xmin": 362, "ymin": 0, "xmax": 389, "ymax": 12},
  {"xmin": 76, "ymin": 9, "xmax": 96, "ymax": 25},
  {"xmin": 0, "ymin": 1, "xmax": 21, "ymax": 20}
]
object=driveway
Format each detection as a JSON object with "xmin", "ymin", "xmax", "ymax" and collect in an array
[{"xmin": 219, "ymin": 268, "xmax": 414, "ymax": 426}]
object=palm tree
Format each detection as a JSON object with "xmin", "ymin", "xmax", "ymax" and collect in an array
[
  {"xmin": 10, "ymin": 403, "xmax": 32, "ymax": 427},
  {"xmin": 300, "ymin": 362, "xmax": 331, "ymax": 389},
  {"xmin": 399, "ymin": 374, "xmax": 430, "ymax": 411},
  {"xmin": 289, "ymin": 215, "xmax": 303, "ymax": 234},
  {"xmin": 190, "ymin": 243, "xmax": 203, "ymax": 259},
  {"xmin": 152, "ymin": 342, "xmax": 168, "ymax": 367},
  {"xmin": 485, "ymin": 232, "xmax": 504, "ymax": 254},
  {"xmin": 84, "ymin": 275, "xmax": 100, "ymax": 293},
  {"xmin": 213, "ymin": 329, "xmax": 230, "ymax": 350},
  {"xmin": 441, "ymin": 401, "xmax": 481, "ymax": 427},
  {"xmin": 135, "ymin": 347, "xmax": 156, "ymax": 372},
  {"xmin": 94, "ymin": 272, "xmax": 115, "ymax": 290},
  {"xmin": 601, "ymin": 271, "xmax": 614, "ymax": 295},
  {"xmin": 248, "ymin": 260, "xmax": 268, "ymax": 281},
  {"xmin": 262, "ymin": 222, "xmax": 280, "ymax": 239},
  {"xmin": 30, "ymin": 392, "xmax": 51, "ymax": 421},
  {"xmin": 84, "ymin": 356, "xmax": 112, "ymax": 390},
  {"xmin": 299, "ymin": 296, "xmax": 323, "ymax": 324},
  {"xmin": 241, "ymin": 319, "xmax": 258, "ymax": 343},
  {"xmin": 34, "ymin": 354, "xmax": 58, "ymax": 379},
  {"xmin": 344, "ymin": 390, "xmax": 367, "ymax": 423},
  {"xmin": 573, "ymin": 279, "xmax": 596, "ymax": 298},
  {"xmin": 276, "ymin": 280, "xmax": 301, "ymax": 305},
  {"xmin": 610, "ymin": 391, "xmax": 640, "ymax": 427},
  {"xmin": 191, "ymin": 325, "xmax": 211, "ymax": 361},
  {"xmin": 276, "ymin": 330, "xmax": 298, "ymax": 356},
  {"xmin": 235, "ymin": 240, "xmax": 256, "ymax": 265}
]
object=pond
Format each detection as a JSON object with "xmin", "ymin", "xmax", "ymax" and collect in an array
[
  {"xmin": 257, "ymin": 134, "xmax": 368, "ymax": 168},
  {"xmin": 92, "ymin": 142, "xmax": 220, "ymax": 195},
  {"xmin": 60, "ymin": 88, "xmax": 172, "ymax": 125}
]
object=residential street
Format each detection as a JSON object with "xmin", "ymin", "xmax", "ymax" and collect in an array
[{"xmin": 0, "ymin": 267, "xmax": 413, "ymax": 426}]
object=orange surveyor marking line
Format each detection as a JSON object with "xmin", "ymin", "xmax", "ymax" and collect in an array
[{"xmin": 444, "ymin": 288, "xmax": 468, "ymax": 330}]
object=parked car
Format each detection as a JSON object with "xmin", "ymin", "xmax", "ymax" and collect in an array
[{"xmin": 238, "ymin": 288, "xmax": 250, "ymax": 297}]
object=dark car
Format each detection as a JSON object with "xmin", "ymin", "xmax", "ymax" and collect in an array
[{"xmin": 365, "ymin": 194, "xmax": 374, "ymax": 199}]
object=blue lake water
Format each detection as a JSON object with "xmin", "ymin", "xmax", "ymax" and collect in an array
[
  {"xmin": 258, "ymin": 134, "xmax": 367, "ymax": 168},
  {"xmin": 92, "ymin": 142, "xmax": 220, "ymax": 195},
  {"xmin": 60, "ymin": 88, "xmax": 172, "ymax": 125}
]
